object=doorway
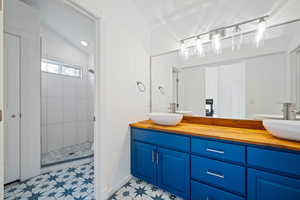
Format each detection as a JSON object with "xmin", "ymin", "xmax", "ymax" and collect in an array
[
  {"xmin": 3, "ymin": 0, "xmax": 99, "ymax": 187},
  {"xmin": 4, "ymin": 33, "xmax": 21, "ymax": 184},
  {"xmin": 31, "ymin": 0, "xmax": 97, "ymax": 168}
]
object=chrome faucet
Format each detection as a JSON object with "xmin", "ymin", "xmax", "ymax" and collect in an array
[
  {"xmin": 281, "ymin": 102, "xmax": 297, "ymax": 120},
  {"xmin": 168, "ymin": 103, "xmax": 177, "ymax": 113}
]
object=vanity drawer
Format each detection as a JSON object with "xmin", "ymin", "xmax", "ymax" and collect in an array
[
  {"xmin": 248, "ymin": 147, "xmax": 300, "ymax": 177},
  {"xmin": 191, "ymin": 180, "xmax": 244, "ymax": 200},
  {"xmin": 191, "ymin": 138, "xmax": 245, "ymax": 164},
  {"xmin": 132, "ymin": 128, "xmax": 190, "ymax": 152},
  {"xmin": 191, "ymin": 155, "xmax": 245, "ymax": 195}
]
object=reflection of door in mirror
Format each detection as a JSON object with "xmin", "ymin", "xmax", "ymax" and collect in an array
[
  {"xmin": 290, "ymin": 49, "xmax": 300, "ymax": 112},
  {"xmin": 205, "ymin": 63, "xmax": 246, "ymax": 119}
]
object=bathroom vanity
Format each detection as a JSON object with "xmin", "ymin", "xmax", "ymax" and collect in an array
[{"xmin": 130, "ymin": 118, "xmax": 300, "ymax": 200}]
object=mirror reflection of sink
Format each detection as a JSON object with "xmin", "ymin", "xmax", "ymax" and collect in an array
[
  {"xmin": 254, "ymin": 114, "xmax": 300, "ymax": 121},
  {"xmin": 149, "ymin": 113, "xmax": 183, "ymax": 126},
  {"xmin": 176, "ymin": 110, "xmax": 193, "ymax": 116},
  {"xmin": 263, "ymin": 120, "xmax": 300, "ymax": 141}
]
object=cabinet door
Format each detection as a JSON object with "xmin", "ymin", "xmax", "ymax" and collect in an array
[
  {"xmin": 157, "ymin": 148, "xmax": 190, "ymax": 199},
  {"xmin": 132, "ymin": 142, "xmax": 157, "ymax": 185},
  {"xmin": 248, "ymin": 168, "xmax": 300, "ymax": 200}
]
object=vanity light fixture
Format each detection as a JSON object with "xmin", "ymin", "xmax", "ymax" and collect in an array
[
  {"xmin": 212, "ymin": 33, "xmax": 221, "ymax": 54},
  {"xmin": 180, "ymin": 41, "xmax": 189, "ymax": 60},
  {"xmin": 195, "ymin": 36, "xmax": 204, "ymax": 57},
  {"xmin": 256, "ymin": 17, "xmax": 267, "ymax": 47},
  {"xmin": 210, "ymin": 29, "xmax": 225, "ymax": 55},
  {"xmin": 178, "ymin": 15, "xmax": 269, "ymax": 60},
  {"xmin": 232, "ymin": 25, "xmax": 243, "ymax": 51},
  {"xmin": 80, "ymin": 40, "xmax": 89, "ymax": 47}
]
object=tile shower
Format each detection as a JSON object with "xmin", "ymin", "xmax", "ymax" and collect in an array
[{"xmin": 41, "ymin": 64, "xmax": 95, "ymax": 167}]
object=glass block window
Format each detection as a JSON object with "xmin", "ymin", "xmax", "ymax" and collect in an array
[{"xmin": 41, "ymin": 59, "xmax": 81, "ymax": 78}]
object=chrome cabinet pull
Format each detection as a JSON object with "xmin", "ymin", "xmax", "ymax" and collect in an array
[
  {"xmin": 152, "ymin": 151, "xmax": 155, "ymax": 163},
  {"xmin": 206, "ymin": 170, "xmax": 225, "ymax": 179},
  {"xmin": 206, "ymin": 148, "xmax": 224, "ymax": 154},
  {"xmin": 156, "ymin": 152, "xmax": 159, "ymax": 164}
]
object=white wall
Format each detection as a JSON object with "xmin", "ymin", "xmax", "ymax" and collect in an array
[
  {"xmin": 68, "ymin": 0, "xmax": 151, "ymax": 199},
  {"xmin": 246, "ymin": 53, "xmax": 287, "ymax": 118},
  {"xmin": 151, "ymin": 52, "xmax": 179, "ymax": 112},
  {"xmin": 0, "ymin": 2, "xmax": 4, "ymax": 198},
  {"xmin": 41, "ymin": 26, "xmax": 94, "ymax": 154},
  {"xmin": 4, "ymin": 0, "xmax": 41, "ymax": 181},
  {"xmin": 181, "ymin": 67, "xmax": 206, "ymax": 116}
]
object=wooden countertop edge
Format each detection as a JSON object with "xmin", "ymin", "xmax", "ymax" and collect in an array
[{"xmin": 130, "ymin": 121, "xmax": 300, "ymax": 152}]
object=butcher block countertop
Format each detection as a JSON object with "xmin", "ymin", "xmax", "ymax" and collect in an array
[{"xmin": 130, "ymin": 118, "xmax": 300, "ymax": 152}]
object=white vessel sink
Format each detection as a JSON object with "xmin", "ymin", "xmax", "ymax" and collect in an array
[
  {"xmin": 149, "ymin": 113, "xmax": 183, "ymax": 126},
  {"xmin": 176, "ymin": 110, "xmax": 193, "ymax": 116},
  {"xmin": 263, "ymin": 120, "xmax": 300, "ymax": 141}
]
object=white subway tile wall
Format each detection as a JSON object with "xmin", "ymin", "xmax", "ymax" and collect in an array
[{"xmin": 41, "ymin": 68, "xmax": 94, "ymax": 153}]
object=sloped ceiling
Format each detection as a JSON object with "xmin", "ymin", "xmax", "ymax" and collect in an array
[
  {"xmin": 133, "ymin": 0, "xmax": 289, "ymax": 41},
  {"xmin": 22, "ymin": 0, "xmax": 95, "ymax": 55}
]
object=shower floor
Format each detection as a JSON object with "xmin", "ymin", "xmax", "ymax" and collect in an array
[{"xmin": 42, "ymin": 141, "xmax": 94, "ymax": 167}]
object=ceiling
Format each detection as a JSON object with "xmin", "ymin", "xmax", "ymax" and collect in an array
[
  {"xmin": 132, "ymin": 0, "xmax": 290, "ymax": 41},
  {"xmin": 22, "ymin": 0, "xmax": 95, "ymax": 55}
]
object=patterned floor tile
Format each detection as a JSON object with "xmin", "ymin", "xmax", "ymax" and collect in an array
[
  {"xmin": 109, "ymin": 177, "xmax": 183, "ymax": 200},
  {"xmin": 4, "ymin": 162, "xmax": 95, "ymax": 200},
  {"xmin": 5, "ymin": 162, "xmax": 182, "ymax": 200},
  {"xmin": 42, "ymin": 142, "xmax": 94, "ymax": 167}
]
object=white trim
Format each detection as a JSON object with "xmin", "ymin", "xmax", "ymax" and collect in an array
[{"xmin": 63, "ymin": 0, "xmax": 100, "ymax": 21}]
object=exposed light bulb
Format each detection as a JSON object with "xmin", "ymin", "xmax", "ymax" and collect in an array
[
  {"xmin": 195, "ymin": 37, "xmax": 204, "ymax": 57},
  {"xmin": 180, "ymin": 41, "xmax": 189, "ymax": 60},
  {"xmin": 212, "ymin": 33, "xmax": 222, "ymax": 54},
  {"xmin": 256, "ymin": 18, "xmax": 267, "ymax": 47},
  {"xmin": 232, "ymin": 25, "xmax": 243, "ymax": 51},
  {"xmin": 80, "ymin": 40, "xmax": 89, "ymax": 47}
]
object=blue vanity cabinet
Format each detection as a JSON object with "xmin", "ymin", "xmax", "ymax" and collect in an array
[
  {"xmin": 191, "ymin": 181, "xmax": 244, "ymax": 200},
  {"xmin": 131, "ymin": 127, "xmax": 300, "ymax": 200},
  {"xmin": 247, "ymin": 147, "xmax": 300, "ymax": 200},
  {"xmin": 131, "ymin": 142, "xmax": 157, "ymax": 185},
  {"xmin": 131, "ymin": 128, "xmax": 190, "ymax": 199},
  {"xmin": 248, "ymin": 169, "xmax": 300, "ymax": 200},
  {"xmin": 157, "ymin": 147, "xmax": 190, "ymax": 199}
]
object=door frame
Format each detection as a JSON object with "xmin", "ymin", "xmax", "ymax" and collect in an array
[
  {"xmin": 0, "ymin": 0, "xmax": 4, "ymax": 198},
  {"xmin": 58, "ymin": 0, "xmax": 103, "ymax": 199}
]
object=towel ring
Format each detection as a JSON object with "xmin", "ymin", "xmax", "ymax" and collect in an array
[
  {"xmin": 158, "ymin": 86, "xmax": 165, "ymax": 94},
  {"xmin": 136, "ymin": 81, "xmax": 146, "ymax": 92}
]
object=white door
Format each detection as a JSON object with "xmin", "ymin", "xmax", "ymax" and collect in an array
[{"xmin": 4, "ymin": 33, "xmax": 21, "ymax": 184}]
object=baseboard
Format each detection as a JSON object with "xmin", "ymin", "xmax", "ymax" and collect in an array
[
  {"xmin": 40, "ymin": 157, "xmax": 94, "ymax": 174},
  {"xmin": 101, "ymin": 175, "xmax": 132, "ymax": 199}
]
